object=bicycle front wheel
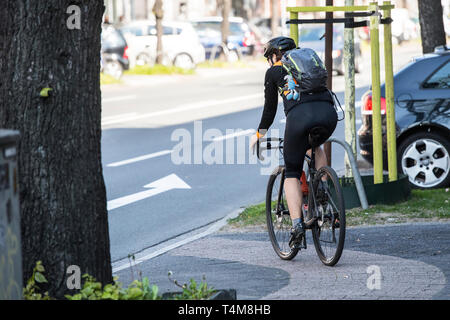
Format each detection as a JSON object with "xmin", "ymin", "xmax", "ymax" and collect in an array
[
  {"xmin": 266, "ymin": 166, "xmax": 299, "ymax": 260},
  {"xmin": 310, "ymin": 166, "xmax": 346, "ymax": 266}
]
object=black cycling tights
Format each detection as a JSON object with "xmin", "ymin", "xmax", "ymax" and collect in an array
[{"xmin": 283, "ymin": 100, "xmax": 338, "ymax": 179}]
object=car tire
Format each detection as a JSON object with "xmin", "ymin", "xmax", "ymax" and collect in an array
[
  {"xmin": 227, "ymin": 49, "xmax": 240, "ymax": 63},
  {"xmin": 173, "ymin": 53, "xmax": 195, "ymax": 70},
  {"xmin": 398, "ymin": 131, "xmax": 450, "ymax": 189},
  {"xmin": 103, "ymin": 61, "xmax": 123, "ymax": 79},
  {"xmin": 136, "ymin": 53, "xmax": 152, "ymax": 66}
]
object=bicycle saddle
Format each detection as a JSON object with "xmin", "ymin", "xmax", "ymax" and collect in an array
[{"xmin": 308, "ymin": 126, "xmax": 329, "ymax": 148}]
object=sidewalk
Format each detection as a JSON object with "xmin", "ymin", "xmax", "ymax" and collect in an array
[{"xmin": 113, "ymin": 221, "xmax": 450, "ymax": 300}]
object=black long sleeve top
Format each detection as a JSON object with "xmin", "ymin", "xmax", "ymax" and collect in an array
[{"xmin": 257, "ymin": 64, "xmax": 334, "ymax": 132}]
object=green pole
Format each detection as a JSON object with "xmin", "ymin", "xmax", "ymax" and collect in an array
[
  {"xmin": 370, "ymin": 2, "xmax": 384, "ymax": 184},
  {"xmin": 290, "ymin": 11, "xmax": 299, "ymax": 46},
  {"xmin": 383, "ymin": 1, "xmax": 398, "ymax": 181}
]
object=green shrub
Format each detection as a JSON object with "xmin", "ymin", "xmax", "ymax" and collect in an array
[
  {"xmin": 23, "ymin": 261, "xmax": 52, "ymax": 300},
  {"xmin": 23, "ymin": 262, "xmax": 214, "ymax": 300},
  {"xmin": 65, "ymin": 274, "xmax": 160, "ymax": 300},
  {"xmin": 167, "ymin": 272, "xmax": 215, "ymax": 300}
]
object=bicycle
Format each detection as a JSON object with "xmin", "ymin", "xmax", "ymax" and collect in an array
[{"xmin": 257, "ymin": 127, "xmax": 346, "ymax": 266}]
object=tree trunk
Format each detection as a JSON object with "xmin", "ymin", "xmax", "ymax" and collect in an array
[
  {"xmin": 418, "ymin": 0, "xmax": 446, "ymax": 54},
  {"xmin": 221, "ymin": 0, "xmax": 231, "ymax": 46},
  {"xmin": 271, "ymin": 0, "xmax": 279, "ymax": 37},
  {"xmin": 153, "ymin": 0, "xmax": 164, "ymax": 64},
  {"xmin": 0, "ymin": 0, "xmax": 112, "ymax": 298}
]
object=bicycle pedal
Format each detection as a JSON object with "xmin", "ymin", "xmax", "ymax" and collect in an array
[{"xmin": 304, "ymin": 217, "xmax": 317, "ymax": 228}]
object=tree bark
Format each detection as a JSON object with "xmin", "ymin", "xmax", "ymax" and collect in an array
[
  {"xmin": 220, "ymin": 0, "xmax": 231, "ymax": 46},
  {"xmin": 418, "ymin": 0, "xmax": 446, "ymax": 54},
  {"xmin": 153, "ymin": 0, "xmax": 164, "ymax": 64},
  {"xmin": 271, "ymin": 0, "xmax": 279, "ymax": 37},
  {"xmin": 0, "ymin": 0, "xmax": 112, "ymax": 298}
]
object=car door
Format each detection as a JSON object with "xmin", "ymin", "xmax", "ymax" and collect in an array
[
  {"xmin": 416, "ymin": 58, "xmax": 450, "ymax": 127},
  {"xmin": 397, "ymin": 57, "xmax": 450, "ymax": 130}
]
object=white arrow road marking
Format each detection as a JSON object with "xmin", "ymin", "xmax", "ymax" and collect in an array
[
  {"xmin": 107, "ymin": 174, "xmax": 191, "ymax": 211},
  {"xmin": 107, "ymin": 149, "xmax": 173, "ymax": 167}
]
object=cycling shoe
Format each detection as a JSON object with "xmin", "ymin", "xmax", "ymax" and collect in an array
[{"xmin": 289, "ymin": 222, "xmax": 305, "ymax": 249}]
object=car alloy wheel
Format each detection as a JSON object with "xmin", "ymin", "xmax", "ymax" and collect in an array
[{"xmin": 401, "ymin": 137, "xmax": 450, "ymax": 188}]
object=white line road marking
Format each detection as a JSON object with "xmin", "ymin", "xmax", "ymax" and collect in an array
[
  {"xmin": 112, "ymin": 208, "xmax": 243, "ymax": 273},
  {"xmin": 107, "ymin": 174, "xmax": 190, "ymax": 211},
  {"xmin": 101, "ymin": 93, "xmax": 263, "ymax": 126},
  {"xmin": 212, "ymin": 129, "xmax": 255, "ymax": 142},
  {"xmin": 102, "ymin": 95, "xmax": 137, "ymax": 103},
  {"xmin": 102, "ymin": 113, "xmax": 138, "ymax": 124},
  {"xmin": 107, "ymin": 150, "xmax": 173, "ymax": 167}
]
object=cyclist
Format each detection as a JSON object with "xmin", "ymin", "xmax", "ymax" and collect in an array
[{"xmin": 250, "ymin": 36, "xmax": 338, "ymax": 249}]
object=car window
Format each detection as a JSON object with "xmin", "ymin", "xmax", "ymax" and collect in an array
[
  {"xmin": 423, "ymin": 61, "xmax": 450, "ymax": 89},
  {"xmin": 101, "ymin": 27, "xmax": 126, "ymax": 48},
  {"xmin": 148, "ymin": 25, "xmax": 174, "ymax": 35},
  {"xmin": 230, "ymin": 22, "xmax": 247, "ymax": 35},
  {"xmin": 120, "ymin": 26, "xmax": 144, "ymax": 37},
  {"xmin": 192, "ymin": 21, "xmax": 247, "ymax": 36},
  {"xmin": 299, "ymin": 26, "xmax": 343, "ymax": 42},
  {"xmin": 192, "ymin": 22, "xmax": 221, "ymax": 34}
]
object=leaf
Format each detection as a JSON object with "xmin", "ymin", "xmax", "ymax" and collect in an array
[
  {"xmin": 34, "ymin": 272, "xmax": 48, "ymax": 284},
  {"xmin": 35, "ymin": 264, "xmax": 45, "ymax": 273},
  {"xmin": 128, "ymin": 287, "xmax": 143, "ymax": 299},
  {"xmin": 102, "ymin": 292, "xmax": 112, "ymax": 300}
]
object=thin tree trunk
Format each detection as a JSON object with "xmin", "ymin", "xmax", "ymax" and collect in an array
[
  {"xmin": 418, "ymin": 0, "xmax": 446, "ymax": 54},
  {"xmin": 271, "ymin": 0, "xmax": 279, "ymax": 37},
  {"xmin": 153, "ymin": 0, "xmax": 164, "ymax": 64},
  {"xmin": 0, "ymin": 0, "xmax": 112, "ymax": 298},
  {"xmin": 221, "ymin": 0, "xmax": 231, "ymax": 46}
]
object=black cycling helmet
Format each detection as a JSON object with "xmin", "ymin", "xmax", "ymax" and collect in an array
[{"xmin": 263, "ymin": 36, "xmax": 297, "ymax": 59}]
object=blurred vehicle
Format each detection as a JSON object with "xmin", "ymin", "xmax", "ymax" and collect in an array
[
  {"xmin": 444, "ymin": 13, "xmax": 450, "ymax": 37},
  {"xmin": 391, "ymin": 9, "xmax": 419, "ymax": 44},
  {"xmin": 251, "ymin": 17, "xmax": 290, "ymax": 40},
  {"xmin": 191, "ymin": 17, "xmax": 256, "ymax": 60},
  {"xmin": 120, "ymin": 20, "xmax": 205, "ymax": 69},
  {"xmin": 101, "ymin": 25, "xmax": 130, "ymax": 78},
  {"xmin": 298, "ymin": 24, "xmax": 363, "ymax": 75},
  {"xmin": 358, "ymin": 46, "xmax": 450, "ymax": 189}
]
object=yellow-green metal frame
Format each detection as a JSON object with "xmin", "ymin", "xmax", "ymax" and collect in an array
[{"xmin": 287, "ymin": 1, "xmax": 397, "ymax": 184}]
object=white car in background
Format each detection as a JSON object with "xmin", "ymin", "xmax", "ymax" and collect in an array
[{"xmin": 120, "ymin": 20, "xmax": 205, "ymax": 69}]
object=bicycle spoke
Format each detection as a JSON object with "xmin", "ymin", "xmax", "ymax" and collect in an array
[
  {"xmin": 311, "ymin": 166, "xmax": 346, "ymax": 266},
  {"xmin": 266, "ymin": 167, "xmax": 298, "ymax": 260}
]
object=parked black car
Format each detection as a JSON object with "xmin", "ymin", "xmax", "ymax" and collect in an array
[
  {"xmin": 358, "ymin": 46, "xmax": 450, "ymax": 189},
  {"xmin": 101, "ymin": 25, "xmax": 130, "ymax": 78}
]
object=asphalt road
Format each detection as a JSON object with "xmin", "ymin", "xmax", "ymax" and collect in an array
[{"xmin": 102, "ymin": 45, "xmax": 422, "ymax": 263}]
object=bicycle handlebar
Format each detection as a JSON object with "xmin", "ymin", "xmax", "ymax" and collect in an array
[{"xmin": 256, "ymin": 138, "xmax": 283, "ymax": 161}]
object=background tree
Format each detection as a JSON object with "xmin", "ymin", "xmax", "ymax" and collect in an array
[
  {"xmin": 271, "ymin": 0, "xmax": 279, "ymax": 37},
  {"xmin": 0, "ymin": 0, "xmax": 112, "ymax": 298},
  {"xmin": 417, "ymin": 0, "xmax": 446, "ymax": 54},
  {"xmin": 153, "ymin": 0, "xmax": 164, "ymax": 64},
  {"xmin": 218, "ymin": 0, "xmax": 232, "ymax": 50}
]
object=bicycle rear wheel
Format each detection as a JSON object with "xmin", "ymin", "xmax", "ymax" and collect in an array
[
  {"xmin": 310, "ymin": 166, "xmax": 346, "ymax": 266},
  {"xmin": 266, "ymin": 166, "xmax": 299, "ymax": 260}
]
